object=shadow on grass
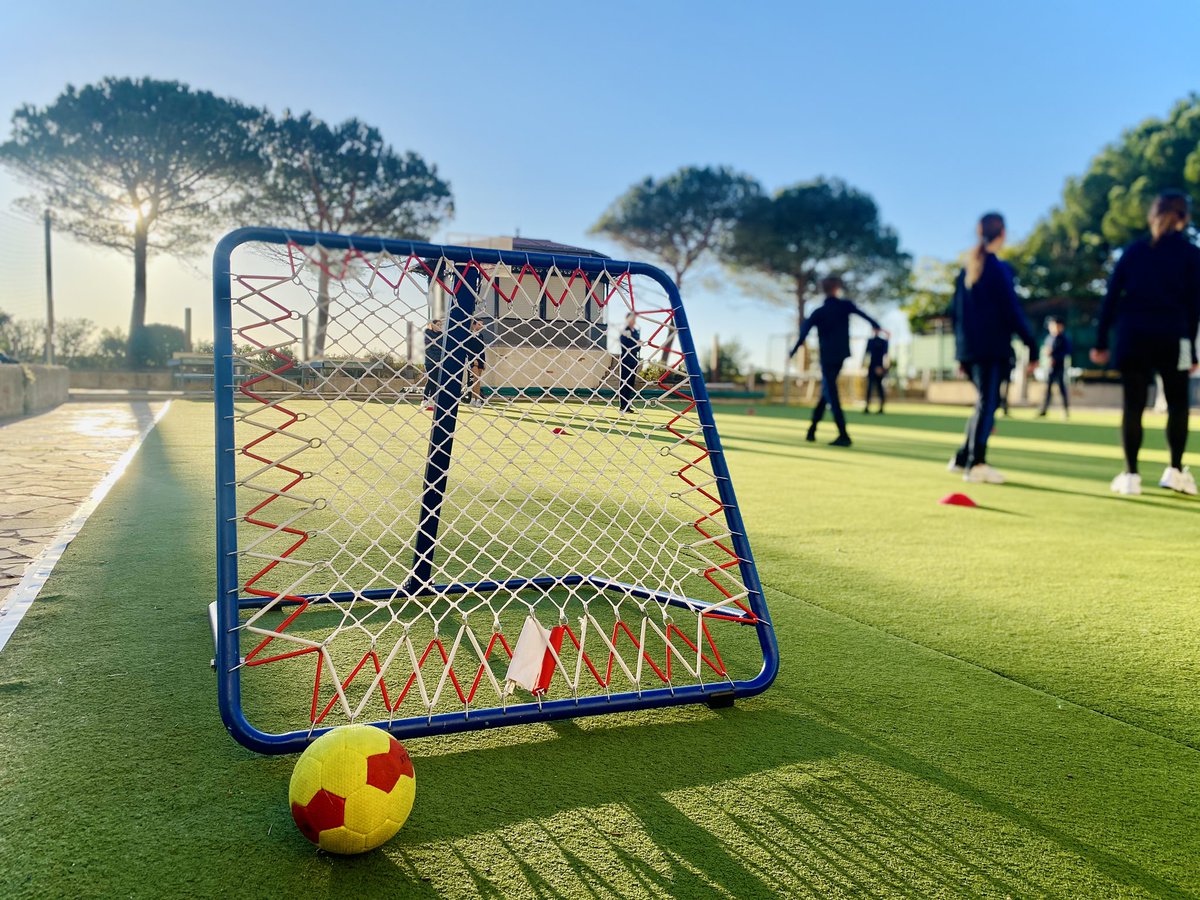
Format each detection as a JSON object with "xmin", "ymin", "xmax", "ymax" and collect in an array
[{"xmin": 400, "ymin": 705, "xmax": 1195, "ymax": 899}]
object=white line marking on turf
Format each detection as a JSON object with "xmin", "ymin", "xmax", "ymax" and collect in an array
[{"xmin": 0, "ymin": 401, "xmax": 172, "ymax": 654}]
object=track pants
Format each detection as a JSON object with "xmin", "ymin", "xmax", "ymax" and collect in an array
[
  {"xmin": 954, "ymin": 361, "xmax": 1005, "ymax": 469},
  {"xmin": 1040, "ymin": 366, "xmax": 1069, "ymax": 414},
  {"xmin": 865, "ymin": 371, "xmax": 886, "ymax": 411},
  {"xmin": 811, "ymin": 360, "xmax": 848, "ymax": 436}
]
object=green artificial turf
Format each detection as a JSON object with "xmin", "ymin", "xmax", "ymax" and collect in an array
[{"xmin": 1, "ymin": 399, "xmax": 1198, "ymax": 898}]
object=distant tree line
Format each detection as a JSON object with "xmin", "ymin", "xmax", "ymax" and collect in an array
[
  {"xmin": 591, "ymin": 166, "xmax": 910, "ymax": 364},
  {"xmin": 901, "ymin": 95, "xmax": 1200, "ymax": 354},
  {"xmin": 0, "ymin": 77, "xmax": 453, "ymax": 367},
  {"xmin": 0, "ymin": 308, "xmax": 187, "ymax": 369}
]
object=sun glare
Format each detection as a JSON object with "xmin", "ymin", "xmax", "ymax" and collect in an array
[{"xmin": 123, "ymin": 200, "xmax": 149, "ymax": 230}]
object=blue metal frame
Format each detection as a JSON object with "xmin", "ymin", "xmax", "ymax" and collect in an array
[{"xmin": 212, "ymin": 227, "xmax": 779, "ymax": 754}]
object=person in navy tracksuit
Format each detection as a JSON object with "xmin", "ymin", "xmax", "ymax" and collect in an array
[
  {"xmin": 948, "ymin": 212, "xmax": 1038, "ymax": 484},
  {"xmin": 862, "ymin": 328, "xmax": 890, "ymax": 414},
  {"xmin": 790, "ymin": 276, "xmax": 881, "ymax": 447},
  {"xmin": 1092, "ymin": 190, "xmax": 1200, "ymax": 496},
  {"xmin": 422, "ymin": 318, "xmax": 444, "ymax": 405},
  {"xmin": 1037, "ymin": 316, "xmax": 1072, "ymax": 418},
  {"xmin": 618, "ymin": 312, "xmax": 641, "ymax": 413}
]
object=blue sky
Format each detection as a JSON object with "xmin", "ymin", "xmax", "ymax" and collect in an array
[{"xmin": 1, "ymin": 0, "xmax": 1198, "ymax": 368}]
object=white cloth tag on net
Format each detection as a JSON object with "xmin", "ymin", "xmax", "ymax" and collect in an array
[{"xmin": 504, "ymin": 616, "xmax": 552, "ymax": 696}]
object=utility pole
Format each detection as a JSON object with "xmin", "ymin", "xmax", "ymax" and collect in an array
[
  {"xmin": 43, "ymin": 209, "xmax": 55, "ymax": 364},
  {"xmin": 184, "ymin": 308, "xmax": 193, "ymax": 352}
]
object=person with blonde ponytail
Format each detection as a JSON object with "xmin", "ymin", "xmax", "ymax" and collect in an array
[
  {"xmin": 948, "ymin": 212, "xmax": 1038, "ymax": 483},
  {"xmin": 1092, "ymin": 190, "xmax": 1200, "ymax": 496}
]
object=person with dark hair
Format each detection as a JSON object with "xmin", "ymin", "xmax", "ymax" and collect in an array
[
  {"xmin": 422, "ymin": 318, "xmax": 444, "ymax": 409},
  {"xmin": 790, "ymin": 275, "xmax": 881, "ymax": 447},
  {"xmin": 1037, "ymin": 316, "xmax": 1072, "ymax": 418},
  {"xmin": 948, "ymin": 212, "xmax": 1038, "ymax": 483},
  {"xmin": 1091, "ymin": 190, "xmax": 1200, "ymax": 496},
  {"xmin": 465, "ymin": 318, "xmax": 489, "ymax": 408},
  {"xmin": 618, "ymin": 312, "xmax": 641, "ymax": 413},
  {"xmin": 862, "ymin": 327, "xmax": 890, "ymax": 414}
]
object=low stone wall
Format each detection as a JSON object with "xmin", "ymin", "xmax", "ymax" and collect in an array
[
  {"xmin": 69, "ymin": 370, "xmax": 175, "ymax": 391},
  {"xmin": 0, "ymin": 364, "xmax": 70, "ymax": 418},
  {"xmin": 927, "ymin": 378, "xmax": 1126, "ymax": 408}
]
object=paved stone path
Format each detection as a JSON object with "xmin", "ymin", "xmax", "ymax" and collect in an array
[{"xmin": 0, "ymin": 402, "xmax": 165, "ymax": 605}]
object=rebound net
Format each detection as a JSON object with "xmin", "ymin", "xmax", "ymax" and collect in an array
[{"xmin": 212, "ymin": 227, "xmax": 778, "ymax": 753}]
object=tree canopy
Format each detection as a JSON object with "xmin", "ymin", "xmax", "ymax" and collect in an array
[
  {"xmin": 253, "ymin": 112, "xmax": 453, "ymax": 238},
  {"xmin": 725, "ymin": 178, "xmax": 910, "ymax": 337},
  {"xmin": 1019, "ymin": 94, "xmax": 1200, "ymax": 303},
  {"xmin": 590, "ymin": 165, "xmax": 761, "ymax": 289},
  {"xmin": 251, "ymin": 112, "xmax": 454, "ymax": 355},
  {"xmin": 901, "ymin": 257, "xmax": 958, "ymax": 334},
  {"xmin": 0, "ymin": 77, "xmax": 264, "ymax": 363}
]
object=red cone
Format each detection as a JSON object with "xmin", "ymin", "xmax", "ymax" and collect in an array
[{"xmin": 939, "ymin": 493, "xmax": 977, "ymax": 508}]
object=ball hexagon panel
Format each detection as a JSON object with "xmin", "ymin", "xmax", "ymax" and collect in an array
[
  {"xmin": 291, "ymin": 789, "xmax": 346, "ymax": 845},
  {"xmin": 289, "ymin": 753, "xmax": 325, "ymax": 806},
  {"xmin": 319, "ymin": 746, "xmax": 368, "ymax": 799},
  {"xmin": 319, "ymin": 825, "xmax": 367, "ymax": 855},
  {"xmin": 366, "ymin": 741, "xmax": 414, "ymax": 793}
]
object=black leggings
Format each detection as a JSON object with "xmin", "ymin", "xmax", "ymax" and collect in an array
[{"xmin": 1121, "ymin": 367, "xmax": 1189, "ymax": 473}]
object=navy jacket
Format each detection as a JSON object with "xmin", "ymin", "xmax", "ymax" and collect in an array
[
  {"xmin": 1045, "ymin": 333, "xmax": 1071, "ymax": 368},
  {"xmin": 423, "ymin": 325, "xmax": 443, "ymax": 363},
  {"xmin": 464, "ymin": 330, "xmax": 487, "ymax": 364},
  {"xmin": 791, "ymin": 296, "xmax": 881, "ymax": 366},
  {"xmin": 1095, "ymin": 232, "xmax": 1200, "ymax": 366},
  {"xmin": 864, "ymin": 335, "xmax": 889, "ymax": 369},
  {"xmin": 950, "ymin": 255, "xmax": 1037, "ymax": 365}
]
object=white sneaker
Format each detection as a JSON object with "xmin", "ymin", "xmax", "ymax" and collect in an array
[
  {"xmin": 1110, "ymin": 472, "xmax": 1142, "ymax": 495},
  {"xmin": 947, "ymin": 457, "xmax": 965, "ymax": 474},
  {"xmin": 470, "ymin": 398, "xmax": 484, "ymax": 408},
  {"xmin": 963, "ymin": 464, "xmax": 1005, "ymax": 484},
  {"xmin": 1158, "ymin": 466, "xmax": 1198, "ymax": 495}
]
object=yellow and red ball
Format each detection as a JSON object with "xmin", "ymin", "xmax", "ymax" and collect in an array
[{"xmin": 289, "ymin": 724, "xmax": 415, "ymax": 854}]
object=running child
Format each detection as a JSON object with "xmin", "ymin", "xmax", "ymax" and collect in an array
[{"xmin": 790, "ymin": 275, "xmax": 881, "ymax": 447}]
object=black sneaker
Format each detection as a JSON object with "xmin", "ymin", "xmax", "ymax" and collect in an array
[
  {"xmin": 829, "ymin": 434, "xmax": 852, "ymax": 447},
  {"xmin": 862, "ymin": 407, "xmax": 871, "ymax": 415},
  {"xmin": 805, "ymin": 427, "xmax": 817, "ymax": 443}
]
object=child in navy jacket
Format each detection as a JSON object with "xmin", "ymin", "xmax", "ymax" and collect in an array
[{"xmin": 790, "ymin": 276, "xmax": 881, "ymax": 447}]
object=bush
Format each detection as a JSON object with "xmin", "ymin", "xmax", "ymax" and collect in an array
[{"xmin": 128, "ymin": 324, "xmax": 187, "ymax": 369}]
